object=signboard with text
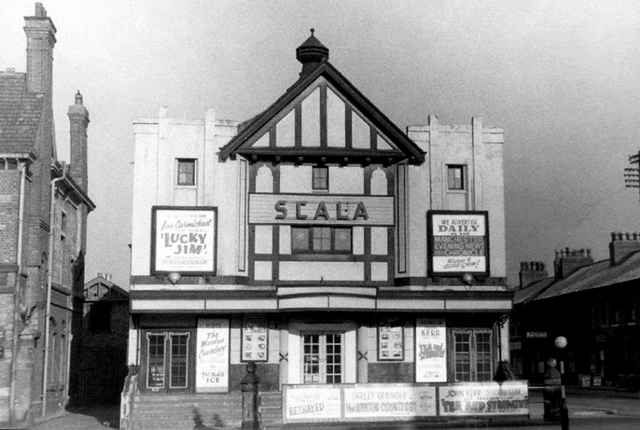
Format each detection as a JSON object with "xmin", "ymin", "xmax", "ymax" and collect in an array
[
  {"xmin": 283, "ymin": 384, "xmax": 437, "ymax": 424},
  {"xmin": 427, "ymin": 211, "xmax": 489, "ymax": 277},
  {"xmin": 415, "ymin": 318, "xmax": 447, "ymax": 382},
  {"xmin": 195, "ymin": 318, "xmax": 229, "ymax": 393},
  {"xmin": 249, "ymin": 194, "xmax": 394, "ymax": 226},
  {"xmin": 151, "ymin": 206, "xmax": 217, "ymax": 275},
  {"xmin": 438, "ymin": 381, "xmax": 529, "ymax": 416}
]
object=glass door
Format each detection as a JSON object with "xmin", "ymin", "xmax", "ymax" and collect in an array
[
  {"xmin": 145, "ymin": 331, "xmax": 191, "ymax": 392},
  {"xmin": 302, "ymin": 332, "xmax": 343, "ymax": 384}
]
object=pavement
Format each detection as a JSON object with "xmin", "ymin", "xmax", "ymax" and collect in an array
[{"xmin": 25, "ymin": 386, "xmax": 640, "ymax": 430}]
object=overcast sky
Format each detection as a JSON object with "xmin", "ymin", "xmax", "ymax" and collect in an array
[{"xmin": 2, "ymin": 0, "xmax": 639, "ymax": 287}]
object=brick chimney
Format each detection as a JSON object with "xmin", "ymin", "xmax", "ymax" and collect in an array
[
  {"xmin": 518, "ymin": 261, "xmax": 548, "ymax": 289},
  {"xmin": 24, "ymin": 3, "xmax": 57, "ymax": 99},
  {"xmin": 609, "ymin": 232, "xmax": 640, "ymax": 266},
  {"xmin": 554, "ymin": 248, "xmax": 593, "ymax": 280},
  {"xmin": 68, "ymin": 91, "xmax": 89, "ymax": 192}
]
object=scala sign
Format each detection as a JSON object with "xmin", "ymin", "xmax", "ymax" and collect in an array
[
  {"xmin": 427, "ymin": 211, "xmax": 489, "ymax": 277},
  {"xmin": 249, "ymin": 194, "xmax": 394, "ymax": 226}
]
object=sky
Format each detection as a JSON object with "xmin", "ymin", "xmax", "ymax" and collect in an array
[{"xmin": 1, "ymin": 0, "xmax": 639, "ymax": 288}]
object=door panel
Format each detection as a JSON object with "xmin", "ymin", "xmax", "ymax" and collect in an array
[{"xmin": 302, "ymin": 332, "xmax": 343, "ymax": 384}]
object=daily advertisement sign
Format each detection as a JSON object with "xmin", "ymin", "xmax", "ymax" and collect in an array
[
  {"xmin": 415, "ymin": 318, "xmax": 447, "ymax": 383},
  {"xmin": 195, "ymin": 318, "xmax": 229, "ymax": 393},
  {"xmin": 427, "ymin": 211, "xmax": 489, "ymax": 276},
  {"xmin": 438, "ymin": 381, "xmax": 529, "ymax": 416},
  {"xmin": 151, "ymin": 206, "xmax": 217, "ymax": 275}
]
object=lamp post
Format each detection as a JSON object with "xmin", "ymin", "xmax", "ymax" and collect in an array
[{"xmin": 554, "ymin": 336, "xmax": 569, "ymax": 430}]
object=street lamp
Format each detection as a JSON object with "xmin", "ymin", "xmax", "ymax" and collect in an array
[{"xmin": 554, "ymin": 336, "xmax": 567, "ymax": 375}]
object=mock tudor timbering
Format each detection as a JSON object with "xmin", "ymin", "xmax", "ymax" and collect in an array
[{"xmin": 125, "ymin": 31, "xmax": 514, "ymax": 428}]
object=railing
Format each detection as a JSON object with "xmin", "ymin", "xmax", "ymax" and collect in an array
[{"xmin": 120, "ymin": 365, "xmax": 140, "ymax": 430}]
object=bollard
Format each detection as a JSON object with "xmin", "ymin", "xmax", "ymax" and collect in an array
[
  {"xmin": 241, "ymin": 361, "xmax": 260, "ymax": 430},
  {"xmin": 560, "ymin": 386, "xmax": 569, "ymax": 430},
  {"xmin": 542, "ymin": 358, "xmax": 562, "ymax": 422}
]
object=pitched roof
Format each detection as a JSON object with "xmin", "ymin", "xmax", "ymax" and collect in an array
[
  {"xmin": 0, "ymin": 73, "xmax": 44, "ymax": 154},
  {"xmin": 219, "ymin": 59, "xmax": 425, "ymax": 164},
  {"xmin": 515, "ymin": 251, "xmax": 640, "ymax": 305}
]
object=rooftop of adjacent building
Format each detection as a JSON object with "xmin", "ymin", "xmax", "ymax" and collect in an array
[{"xmin": 515, "ymin": 232, "xmax": 640, "ymax": 304}]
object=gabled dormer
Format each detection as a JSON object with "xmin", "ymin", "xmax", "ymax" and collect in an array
[{"xmin": 219, "ymin": 30, "xmax": 425, "ymax": 167}]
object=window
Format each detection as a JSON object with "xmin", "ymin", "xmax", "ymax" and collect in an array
[
  {"xmin": 292, "ymin": 226, "xmax": 352, "ymax": 253},
  {"xmin": 177, "ymin": 159, "xmax": 196, "ymax": 186},
  {"xmin": 89, "ymin": 302, "xmax": 111, "ymax": 332},
  {"xmin": 312, "ymin": 166, "xmax": 328, "ymax": 191},
  {"xmin": 60, "ymin": 212, "xmax": 67, "ymax": 241},
  {"xmin": 303, "ymin": 332, "xmax": 343, "ymax": 384},
  {"xmin": 453, "ymin": 329, "xmax": 493, "ymax": 382},
  {"xmin": 447, "ymin": 165, "xmax": 465, "ymax": 190}
]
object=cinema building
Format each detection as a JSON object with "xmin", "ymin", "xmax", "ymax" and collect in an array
[{"xmin": 124, "ymin": 33, "xmax": 516, "ymax": 428}]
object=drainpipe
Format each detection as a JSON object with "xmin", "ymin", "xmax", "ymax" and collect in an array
[
  {"xmin": 42, "ymin": 170, "xmax": 65, "ymax": 419},
  {"xmin": 9, "ymin": 161, "xmax": 29, "ymax": 423}
]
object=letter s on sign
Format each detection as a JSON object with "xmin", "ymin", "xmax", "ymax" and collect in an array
[{"xmin": 275, "ymin": 201, "xmax": 287, "ymax": 219}]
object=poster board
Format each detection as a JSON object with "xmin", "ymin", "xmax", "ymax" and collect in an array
[
  {"xmin": 427, "ymin": 211, "xmax": 489, "ymax": 277},
  {"xmin": 242, "ymin": 315, "xmax": 268, "ymax": 362},
  {"xmin": 438, "ymin": 381, "xmax": 529, "ymax": 416},
  {"xmin": 195, "ymin": 318, "xmax": 229, "ymax": 392},
  {"xmin": 415, "ymin": 318, "xmax": 447, "ymax": 382},
  {"xmin": 151, "ymin": 206, "xmax": 217, "ymax": 275},
  {"xmin": 378, "ymin": 320, "xmax": 404, "ymax": 361}
]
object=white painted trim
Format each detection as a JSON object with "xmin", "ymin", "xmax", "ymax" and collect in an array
[{"xmin": 446, "ymin": 300, "xmax": 512, "ymax": 310}]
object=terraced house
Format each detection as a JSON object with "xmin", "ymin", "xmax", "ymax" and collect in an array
[{"xmin": 124, "ymin": 32, "xmax": 515, "ymax": 428}]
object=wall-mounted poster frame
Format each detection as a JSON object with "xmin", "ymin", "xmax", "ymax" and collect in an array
[
  {"xmin": 241, "ymin": 315, "xmax": 268, "ymax": 362},
  {"xmin": 427, "ymin": 210, "xmax": 489, "ymax": 277},
  {"xmin": 150, "ymin": 206, "xmax": 217, "ymax": 275},
  {"xmin": 378, "ymin": 320, "xmax": 404, "ymax": 361}
]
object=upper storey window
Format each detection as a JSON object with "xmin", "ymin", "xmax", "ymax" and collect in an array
[
  {"xmin": 312, "ymin": 166, "xmax": 328, "ymax": 191},
  {"xmin": 292, "ymin": 226, "xmax": 352, "ymax": 253},
  {"xmin": 177, "ymin": 159, "xmax": 196, "ymax": 186},
  {"xmin": 447, "ymin": 165, "xmax": 465, "ymax": 191}
]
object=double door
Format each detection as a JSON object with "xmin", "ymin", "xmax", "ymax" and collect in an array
[{"xmin": 302, "ymin": 332, "xmax": 343, "ymax": 384}]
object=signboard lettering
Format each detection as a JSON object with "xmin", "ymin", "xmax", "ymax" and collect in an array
[
  {"xmin": 196, "ymin": 318, "xmax": 229, "ymax": 392},
  {"xmin": 415, "ymin": 318, "xmax": 447, "ymax": 382},
  {"xmin": 151, "ymin": 207, "xmax": 217, "ymax": 274},
  {"xmin": 428, "ymin": 211, "xmax": 489, "ymax": 276},
  {"xmin": 438, "ymin": 382, "xmax": 529, "ymax": 416},
  {"xmin": 250, "ymin": 194, "xmax": 393, "ymax": 226}
]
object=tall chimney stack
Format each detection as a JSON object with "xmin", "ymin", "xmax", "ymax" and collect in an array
[
  {"xmin": 518, "ymin": 261, "xmax": 548, "ymax": 289},
  {"xmin": 24, "ymin": 3, "xmax": 57, "ymax": 99},
  {"xmin": 68, "ymin": 91, "xmax": 89, "ymax": 192}
]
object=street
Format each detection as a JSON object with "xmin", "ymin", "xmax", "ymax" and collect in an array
[{"xmin": 28, "ymin": 389, "xmax": 640, "ymax": 430}]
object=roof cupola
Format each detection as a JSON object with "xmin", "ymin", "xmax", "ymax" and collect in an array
[{"xmin": 296, "ymin": 28, "xmax": 329, "ymax": 78}]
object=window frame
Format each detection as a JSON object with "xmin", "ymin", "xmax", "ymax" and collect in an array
[
  {"xmin": 291, "ymin": 226, "xmax": 352, "ymax": 254},
  {"xmin": 312, "ymin": 166, "xmax": 329, "ymax": 191},
  {"xmin": 451, "ymin": 328, "xmax": 494, "ymax": 382},
  {"xmin": 447, "ymin": 165, "xmax": 466, "ymax": 191},
  {"xmin": 176, "ymin": 159, "xmax": 197, "ymax": 186}
]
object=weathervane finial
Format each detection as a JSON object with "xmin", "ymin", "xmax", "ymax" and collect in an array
[{"xmin": 310, "ymin": 28, "xmax": 315, "ymax": 36}]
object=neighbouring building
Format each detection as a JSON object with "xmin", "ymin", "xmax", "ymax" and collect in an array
[
  {"xmin": 511, "ymin": 233, "xmax": 640, "ymax": 390},
  {"xmin": 0, "ymin": 3, "xmax": 95, "ymax": 427},
  {"xmin": 76, "ymin": 274, "xmax": 129, "ymax": 404},
  {"xmin": 124, "ymin": 32, "xmax": 515, "ymax": 428}
]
